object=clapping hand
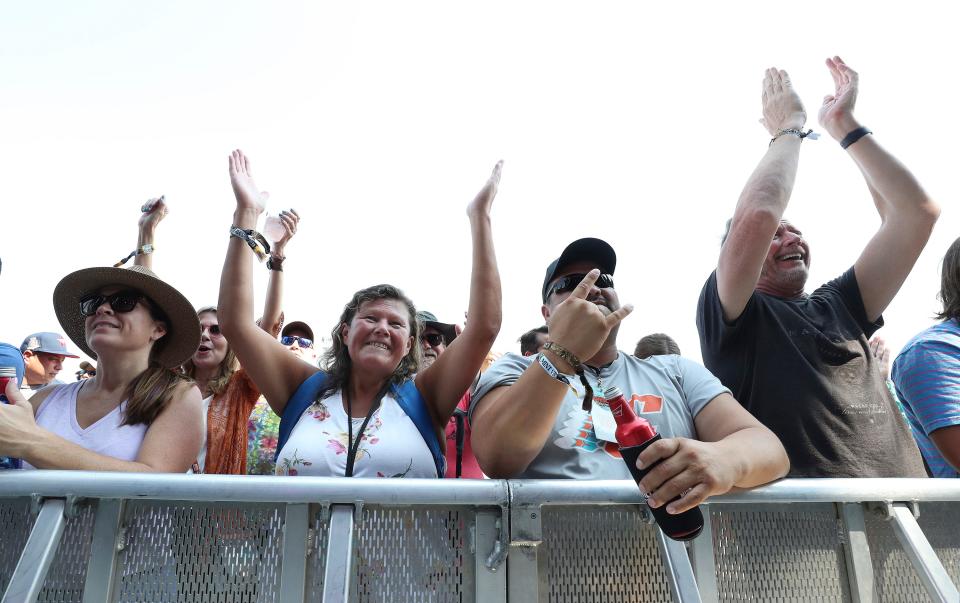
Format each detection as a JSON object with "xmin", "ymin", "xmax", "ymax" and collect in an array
[
  {"xmin": 819, "ymin": 56, "xmax": 861, "ymax": 140},
  {"xmin": 229, "ymin": 150, "xmax": 268, "ymax": 214},
  {"xmin": 467, "ymin": 161, "xmax": 503, "ymax": 220},
  {"xmin": 760, "ymin": 67, "xmax": 806, "ymax": 136}
]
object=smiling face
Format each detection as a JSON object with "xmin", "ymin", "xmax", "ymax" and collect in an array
[
  {"xmin": 190, "ymin": 311, "xmax": 229, "ymax": 371},
  {"xmin": 340, "ymin": 298, "xmax": 414, "ymax": 377},
  {"xmin": 83, "ymin": 286, "xmax": 167, "ymax": 359},
  {"xmin": 757, "ymin": 220, "xmax": 810, "ymax": 298},
  {"xmin": 541, "ymin": 260, "xmax": 621, "ymax": 322}
]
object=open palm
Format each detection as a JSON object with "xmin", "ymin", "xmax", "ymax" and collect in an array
[{"xmin": 818, "ymin": 56, "xmax": 859, "ymax": 133}]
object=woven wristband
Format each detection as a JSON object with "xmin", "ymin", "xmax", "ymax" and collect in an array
[{"xmin": 840, "ymin": 126, "xmax": 872, "ymax": 150}]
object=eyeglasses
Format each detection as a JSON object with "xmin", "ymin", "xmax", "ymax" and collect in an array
[
  {"xmin": 547, "ymin": 273, "xmax": 615, "ymax": 298},
  {"xmin": 201, "ymin": 324, "xmax": 222, "ymax": 337},
  {"xmin": 281, "ymin": 335, "xmax": 314, "ymax": 348},
  {"xmin": 421, "ymin": 333, "xmax": 445, "ymax": 347},
  {"xmin": 79, "ymin": 291, "xmax": 143, "ymax": 317}
]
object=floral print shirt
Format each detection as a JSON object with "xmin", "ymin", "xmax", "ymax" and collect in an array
[{"xmin": 275, "ymin": 389, "xmax": 436, "ymax": 478}]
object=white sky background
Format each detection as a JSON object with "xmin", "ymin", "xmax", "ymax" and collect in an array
[{"xmin": 2, "ymin": 1, "xmax": 957, "ymax": 380}]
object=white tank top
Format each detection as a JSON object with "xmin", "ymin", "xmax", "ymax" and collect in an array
[
  {"xmin": 275, "ymin": 389, "xmax": 436, "ymax": 478},
  {"xmin": 23, "ymin": 380, "xmax": 148, "ymax": 469}
]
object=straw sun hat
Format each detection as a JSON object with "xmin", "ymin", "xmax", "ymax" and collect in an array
[{"xmin": 53, "ymin": 265, "xmax": 200, "ymax": 369}]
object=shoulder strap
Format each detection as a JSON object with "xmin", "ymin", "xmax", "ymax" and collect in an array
[
  {"xmin": 275, "ymin": 371, "xmax": 328, "ymax": 461},
  {"xmin": 392, "ymin": 380, "xmax": 446, "ymax": 478}
]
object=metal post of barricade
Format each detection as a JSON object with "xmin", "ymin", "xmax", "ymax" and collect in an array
[
  {"xmin": 475, "ymin": 508, "xmax": 507, "ymax": 603},
  {"xmin": 2, "ymin": 498, "xmax": 66, "ymax": 603},
  {"xmin": 687, "ymin": 508, "xmax": 718, "ymax": 603},
  {"xmin": 507, "ymin": 502, "xmax": 547, "ymax": 602},
  {"xmin": 655, "ymin": 530, "xmax": 703, "ymax": 603},
  {"xmin": 321, "ymin": 504, "xmax": 355, "ymax": 603},
  {"xmin": 839, "ymin": 502, "xmax": 874, "ymax": 603},
  {"xmin": 279, "ymin": 503, "xmax": 310, "ymax": 603},
  {"xmin": 888, "ymin": 502, "xmax": 960, "ymax": 602},
  {"xmin": 81, "ymin": 498, "xmax": 125, "ymax": 603}
]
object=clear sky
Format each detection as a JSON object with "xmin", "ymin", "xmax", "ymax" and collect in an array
[{"xmin": 2, "ymin": 1, "xmax": 957, "ymax": 380}]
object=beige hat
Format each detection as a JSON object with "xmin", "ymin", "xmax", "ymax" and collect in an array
[{"xmin": 53, "ymin": 265, "xmax": 200, "ymax": 369}]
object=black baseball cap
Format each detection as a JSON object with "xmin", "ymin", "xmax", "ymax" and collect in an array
[{"xmin": 542, "ymin": 237, "xmax": 617, "ymax": 302}]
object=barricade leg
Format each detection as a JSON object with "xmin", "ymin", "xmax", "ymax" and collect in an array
[
  {"xmin": 2, "ymin": 499, "xmax": 66, "ymax": 603},
  {"xmin": 81, "ymin": 498, "xmax": 124, "ymax": 603},
  {"xmin": 280, "ymin": 502, "xmax": 310, "ymax": 603},
  {"xmin": 839, "ymin": 502, "xmax": 875, "ymax": 603},
  {"xmin": 889, "ymin": 503, "xmax": 959, "ymax": 602},
  {"xmin": 321, "ymin": 504, "xmax": 355, "ymax": 603},
  {"xmin": 655, "ymin": 531, "xmax": 702, "ymax": 603}
]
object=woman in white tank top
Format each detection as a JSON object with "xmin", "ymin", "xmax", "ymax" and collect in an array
[
  {"xmin": 217, "ymin": 150, "xmax": 504, "ymax": 478},
  {"xmin": 0, "ymin": 263, "xmax": 203, "ymax": 472}
]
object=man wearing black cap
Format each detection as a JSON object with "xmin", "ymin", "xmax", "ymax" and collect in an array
[{"xmin": 470, "ymin": 238, "xmax": 788, "ymax": 513}]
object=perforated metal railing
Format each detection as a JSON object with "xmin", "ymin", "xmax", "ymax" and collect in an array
[{"xmin": 1, "ymin": 473, "xmax": 959, "ymax": 603}]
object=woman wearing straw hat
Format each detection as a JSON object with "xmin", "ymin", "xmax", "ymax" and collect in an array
[
  {"xmin": 0, "ymin": 265, "xmax": 203, "ymax": 471},
  {"xmin": 218, "ymin": 150, "xmax": 502, "ymax": 478}
]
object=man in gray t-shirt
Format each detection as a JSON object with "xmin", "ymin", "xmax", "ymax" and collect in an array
[{"xmin": 471, "ymin": 238, "xmax": 789, "ymax": 514}]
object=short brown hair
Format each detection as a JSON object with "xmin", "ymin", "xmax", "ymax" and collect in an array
[{"xmin": 634, "ymin": 333, "xmax": 681, "ymax": 359}]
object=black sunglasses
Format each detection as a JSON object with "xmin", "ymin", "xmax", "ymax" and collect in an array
[
  {"xmin": 548, "ymin": 273, "xmax": 615, "ymax": 298},
  {"xmin": 421, "ymin": 333, "xmax": 445, "ymax": 347},
  {"xmin": 79, "ymin": 291, "xmax": 144, "ymax": 317},
  {"xmin": 281, "ymin": 335, "xmax": 314, "ymax": 348}
]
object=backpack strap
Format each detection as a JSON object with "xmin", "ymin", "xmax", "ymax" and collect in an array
[
  {"xmin": 275, "ymin": 371, "xmax": 329, "ymax": 462},
  {"xmin": 392, "ymin": 380, "xmax": 446, "ymax": 478}
]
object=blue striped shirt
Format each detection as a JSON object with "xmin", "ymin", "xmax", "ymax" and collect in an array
[{"xmin": 892, "ymin": 319, "xmax": 960, "ymax": 478}]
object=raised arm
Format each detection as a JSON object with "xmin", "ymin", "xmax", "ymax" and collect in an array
[
  {"xmin": 217, "ymin": 150, "xmax": 316, "ymax": 414},
  {"xmin": 717, "ymin": 68, "xmax": 807, "ymax": 321},
  {"xmin": 471, "ymin": 270, "xmax": 634, "ymax": 477},
  {"xmin": 133, "ymin": 197, "xmax": 167, "ymax": 270},
  {"xmin": 817, "ymin": 57, "xmax": 940, "ymax": 322},
  {"xmin": 259, "ymin": 209, "xmax": 300, "ymax": 337},
  {"xmin": 415, "ymin": 162, "xmax": 503, "ymax": 432},
  {"xmin": 1, "ymin": 380, "xmax": 203, "ymax": 472}
]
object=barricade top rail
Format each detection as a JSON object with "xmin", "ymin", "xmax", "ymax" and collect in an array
[{"xmin": 1, "ymin": 471, "xmax": 959, "ymax": 505}]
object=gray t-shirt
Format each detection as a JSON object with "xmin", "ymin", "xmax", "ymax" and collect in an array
[{"xmin": 470, "ymin": 352, "xmax": 730, "ymax": 479}]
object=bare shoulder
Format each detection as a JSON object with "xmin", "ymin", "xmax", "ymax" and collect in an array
[{"xmin": 26, "ymin": 384, "xmax": 62, "ymax": 413}]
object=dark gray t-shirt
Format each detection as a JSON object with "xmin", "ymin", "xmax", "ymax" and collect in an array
[{"xmin": 470, "ymin": 352, "xmax": 729, "ymax": 479}]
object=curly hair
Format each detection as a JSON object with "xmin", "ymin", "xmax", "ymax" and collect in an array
[
  {"xmin": 317, "ymin": 284, "xmax": 422, "ymax": 400},
  {"xmin": 937, "ymin": 237, "xmax": 960, "ymax": 321}
]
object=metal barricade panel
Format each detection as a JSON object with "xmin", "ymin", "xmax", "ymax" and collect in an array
[
  {"xmin": 352, "ymin": 506, "xmax": 474, "ymax": 603},
  {"xmin": 710, "ymin": 502, "xmax": 851, "ymax": 602},
  {"xmin": 111, "ymin": 501, "xmax": 284, "ymax": 603},
  {"xmin": 0, "ymin": 497, "xmax": 36, "ymax": 596},
  {"xmin": 36, "ymin": 500, "xmax": 96, "ymax": 602},
  {"xmin": 863, "ymin": 502, "xmax": 958, "ymax": 602},
  {"xmin": 918, "ymin": 501, "xmax": 960, "ymax": 587},
  {"xmin": 541, "ymin": 505, "xmax": 673, "ymax": 603}
]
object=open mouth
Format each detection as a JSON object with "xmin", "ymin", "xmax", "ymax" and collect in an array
[
  {"xmin": 196, "ymin": 345, "xmax": 212, "ymax": 354},
  {"xmin": 776, "ymin": 253, "xmax": 805, "ymax": 263},
  {"xmin": 366, "ymin": 342, "xmax": 391, "ymax": 352}
]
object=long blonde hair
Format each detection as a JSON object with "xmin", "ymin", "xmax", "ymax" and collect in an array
[{"xmin": 121, "ymin": 294, "xmax": 193, "ymax": 426}]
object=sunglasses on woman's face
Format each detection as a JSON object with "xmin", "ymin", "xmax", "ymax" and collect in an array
[
  {"xmin": 79, "ymin": 291, "xmax": 144, "ymax": 317},
  {"xmin": 281, "ymin": 335, "xmax": 314, "ymax": 348},
  {"xmin": 548, "ymin": 273, "xmax": 615, "ymax": 298},
  {"xmin": 421, "ymin": 333, "xmax": 445, "ymax": 347}
]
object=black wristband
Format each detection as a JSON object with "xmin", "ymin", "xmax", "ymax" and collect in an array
[
  {"xmin": 840, "ymin": 126, "xmax": 872, "ymax": 150},
  {"xmin": 266, "ymin": 256, "xmax": 284, "ymax": 272}
]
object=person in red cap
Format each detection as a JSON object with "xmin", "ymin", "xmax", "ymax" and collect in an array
[{"xmin": 20, "ymin": 332, "xmax": 80, "ymax": 393}]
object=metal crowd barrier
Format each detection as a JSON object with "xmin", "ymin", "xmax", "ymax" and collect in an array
[{"xmin": 1, "ymin": 472, "xmax": 959, "ymax": 602}]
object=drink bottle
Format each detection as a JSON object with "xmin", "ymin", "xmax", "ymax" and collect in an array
[
  {"xmin": 0, "ymin": 367, "xmax": 23, "ymax": 469},
  {"xmin": 605, "ymin": 385, "xmax": 703, "ymax": 540}
]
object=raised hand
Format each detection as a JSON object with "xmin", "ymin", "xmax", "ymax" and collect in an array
[
  {"xmin": 139, "ymin": 196, "xmax": 168, "ymax": 235},
  {"xmin": 818, "ymin": 56, "xmax": 860, "ymax": 140},
  {"xmin": 271, "ymin": 209, "xmax": 300, "ymax": 256},
  {"xmin": 546, "ymin": 269, "xmax": 633, "ymax": 363},
  {"xmin": 869, "ymin": 335, "xmax": 892, "ymax": 378},
  {"xmin": 467, "ymin": 160, "xmax": 503, "ymax": 219},
  {"xmin": 229, "ymin": 149, "xmax": 268, "ymax": 214},
  {"xmin": 760, "ymin": 67, "xmax": 806, "ymax": 136}
]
